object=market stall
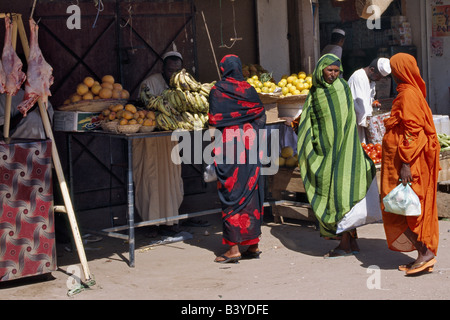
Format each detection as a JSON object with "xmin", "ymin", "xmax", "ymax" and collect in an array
[
  {"xmin": 258, "ymin": 91, "xmax": 311, "ymax": 224},
  {"xmin": 56, "ymin": 118, "xmax": 287, "ymax": 267}
]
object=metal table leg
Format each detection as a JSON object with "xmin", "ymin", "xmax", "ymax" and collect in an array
[{"xmin": 126, "ymin": 138, "xmax": 135, "ymax": 267}]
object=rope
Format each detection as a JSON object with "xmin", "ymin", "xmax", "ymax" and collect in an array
[
  {"xmin": 92, "ymin": 0, "xmax": 104, "ymax": 29},
  {"xmin": 219, "ymin": 0, "xmax": 240, "ymax": 49}
]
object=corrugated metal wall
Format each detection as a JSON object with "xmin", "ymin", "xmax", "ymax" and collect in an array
[{"xmin": 0, "ymin": 0, "xmax": 196, "ymax": 106}]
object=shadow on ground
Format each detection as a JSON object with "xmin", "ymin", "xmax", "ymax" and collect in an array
[{"xmin": 268, "ymin": 218, "xmax": 413, "ymax": 271}]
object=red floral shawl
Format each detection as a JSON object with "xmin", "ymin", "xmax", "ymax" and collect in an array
[{"xmin": 208, "ymin": 54, "xmax": 266, "ymax": 245}]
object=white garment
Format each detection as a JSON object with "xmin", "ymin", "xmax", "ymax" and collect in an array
[
  {"xmin": 133, "ymin": 73, "xmax": 184, "ymax": 223},
  {"xmin": 321, "ymin": 44, "xmax": 342, "ymax": 59},
  {"xmin": 347, "ymin": 69, "xmax": 376, "ymax": 144},
  {"xmin": 0, "ymin": 90, "xmax": 54, "ymax": 140},
  {"xmin": 132, "ymin": 136, "xmax": 183, "ymax": 224},
  {"xmin": 139, "ymin": 73, "xmax": 168, "ymax": 97},
  {"xmin": 336, "ymin": 177, "xmax": 382, "ymax": 234}
]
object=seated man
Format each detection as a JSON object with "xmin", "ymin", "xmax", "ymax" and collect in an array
[{"xmin": 135, "ymin": 51, "xmax": 208, "ymax": 237}]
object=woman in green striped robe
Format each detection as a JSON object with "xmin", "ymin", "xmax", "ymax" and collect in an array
[{"xmin": 296, "ymin": 54, "xmax": 379, "ymax": 258}]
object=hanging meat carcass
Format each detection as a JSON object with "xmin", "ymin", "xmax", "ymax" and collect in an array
[
  {"xmin": 17, "ymin": 18, "xmax": 54, "ymax": 116},
  {"xmin": 0, "ymin": 58, "xmax": 5, "ymax": 94},
  {"xmin": 2, "ymin": 15, "xmax": 26, "ymax": 96}
]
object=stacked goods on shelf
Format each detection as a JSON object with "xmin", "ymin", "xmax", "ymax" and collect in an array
[
  {"xmin": 276, "ymin": 71, "xmax": 312, "ymax": 97},
  {"xmin": 245, "ymin": 68, "xmax": 312, "ymax": 97},
  {"xmin": 98, "ymin": 103, "xmax": 156, "ymax": 133},
  {"xmin": 63, "ymin": 75, "xmax": 130, "ymax": 105},
  {"xmin": 438, "ymin": 134, "xmax": 450, "ymax": 152},
  {"xmin": 246, "ymin": 72, "xmax": 277, "ymax": 94},
  {"xmin": 242, "ymin": 63, "xmax": 272, "ymax": 79},
  {"xmin": 276, "ymin": 146, "xmax": 298, "ymax": 168},
  {"xmin": 389, "ymin": 16, "xmax": 412, "ymax": 46},
  {"xmin": 140, "ymin": 68, "xmax": 213, "ymax": 131},
  {"xmin": 362, "ymin": 142, "xmax": 382, "ymax": 164}
]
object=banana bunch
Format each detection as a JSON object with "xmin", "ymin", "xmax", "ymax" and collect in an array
[
  {"xmin": 198, "ymin": 82, "xmax": 215, "ymax": 97},
  {"xmin": 170, "ymin": 69, "xmax": 215, "ymax": 97},
  {"xmin": 139, "ymin": 85, "xmax": 156, "ymax": 107},
  {"xmin": 142, "ymin": 69, "xmax": 215, "ymax": 131},
  {"xmin": 158, "ymin": 88, "xmax": 209, "ymax": 114},
  {"xmin": 146, "ymin": 95, "xmax": 178, "ymax": 116},
  {"xmin": 155, "ymin": 111, "xmax": 208, "ymax": 131},
  {"xmin": 156, "ymin": 113, "xmax": 177, "ymax": 131},
  {"xmin": 170, "ymin": 68, "xmax": 202, "ymax": 92},
  {"xmin": 184, "ymin": 90, "xmax": 209, "ymax": 113},
  {"xmin": 163, "ymin": 88, "xmax": 188, "ymax": 113},
  {"xmin": 178, "ymin": 111, "xmax": 207, "ymax": 130}
]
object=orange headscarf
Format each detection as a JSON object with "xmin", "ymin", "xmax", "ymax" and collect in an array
[{"xmin": 381, "ymin": 53, "xmax": 440, "ymax": 255}]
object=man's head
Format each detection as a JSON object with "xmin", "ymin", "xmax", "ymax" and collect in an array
[
  {"xmin": 367, "ymin": 57, "xmax": 391, "ymax": 81},
  {"xmin": 330, "ymin": 28, "xmax": 346, "ymax": 47},
  {"xmin": 162, "ymin": 51, "xmax": 183, "ymax": 83}
]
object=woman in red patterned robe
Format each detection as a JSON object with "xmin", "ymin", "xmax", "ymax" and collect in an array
[{"xmin": 208, "ymin": 55, "xmax": 266, "ymax": 263}]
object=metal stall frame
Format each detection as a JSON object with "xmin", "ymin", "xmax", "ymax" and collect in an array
[
  {"xmin": 64, "ymin": 124, "xmax": 288, "ymax": 268},
  {"xmin": 65, "ymin": 129, "xmax": 218, "ymax": 267}
]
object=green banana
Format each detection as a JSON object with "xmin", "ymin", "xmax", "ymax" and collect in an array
[
  {"xmin": 140, "ymin": 86, "xmax": 155, "ymax": 106},
  {"xmin": 156, "ymin": 113, "xmax": 169, "ymax": 131},
  {"xmin": 184, "ymin": 71, "xmax": 201, "ymax": 92},
  {"xmin": 165, "ymin": 91, "xmax": 179, "ymax": 114},
  {"xmin": 146, "ymin": 96, "xmax": 156, "ymax": 110},
  {"xmin": 176, "ymin": 88, "xmax": 187, "ymax": 112},
  {"xmin": 182, "ymin": 111, "xmax": 195, "ymax": 124},
  {"xmin": 172, "ymin": 90, "xmax": 182, "ymax": 110},
  {"xmin": 163, "ymin": 113, "xmax": 178, "ymax": 130},
  {"xmin": 199, "ymin": 94, "xmax": 209, "ymax": 113},
  {"xmin": 192, "ymin": 92, "xmax": 202, "ymax": 112},
  {"xmin": 184, "ymin": 91, "xmax": 195, "ymax": 112},
  {"xmin": 199, "ymin": 84, "xmax": 211, "ymax": 97},
  {"xmin": 166, "ymin": 100, "xmax": 180, "ymax": 116},
  {"xmin": 177, "ymin": 69, "xmax": 190, "ymax": 91},
  {"xmin": 156, "ymin": 97, "xmax": 171, "ymax": 117}
]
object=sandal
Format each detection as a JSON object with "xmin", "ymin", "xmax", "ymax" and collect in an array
[
  {"xmin": 241, "ymin": 250, "xmax": 262, "ymax": 259},
  {"xmin": 398, "ymin": 262, "xmax": 414, "ymax": 271},
  {"xmin": 399, "ymin": 262, "xmax": 433, "ymax": 272},
  {"xmin": 214, "ymin": 254, "xmax": 241, "ymax": 264},
  {"xmin": 324, "ymin": 248, "xmax": 353, "ymax": 259},
  {"xmin": 405, "ymin": 258, "xmax": 436, "ymax": 275}
]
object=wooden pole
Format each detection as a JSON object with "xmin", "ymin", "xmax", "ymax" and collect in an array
[
  {"xmin": 201, "ymin": 11, "xmax": 221, "ymax": 80},
  {"xmin": 14, "ymin": 15, "xmax": 94, "ymax": 284},
  {"xmin": 37, "ymin": 100, "xmax": 93, "ymax": 282}
]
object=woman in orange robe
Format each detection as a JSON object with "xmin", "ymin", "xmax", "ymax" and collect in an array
[{"xmin": 381, "ymin": 53, "xmax": 440, "ymax": 275}]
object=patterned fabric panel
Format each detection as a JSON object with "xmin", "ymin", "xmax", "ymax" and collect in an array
[{"xmin": 0, "ymin": 139, "xmax": 56, "ymax": 281}]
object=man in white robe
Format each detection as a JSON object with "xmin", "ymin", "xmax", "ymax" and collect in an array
[
  {"xmin": 321, "ymin": 28, "xmax": 346, "ymax": 60},
  {"xmin": 133, "ymin": 51, "xmax": 184, "ymax": 233},
  {"xmin": 347, "ymin": 58, "xmax": 391, "ymax": 143}
]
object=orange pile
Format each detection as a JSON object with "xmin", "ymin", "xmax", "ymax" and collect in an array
[{"xmin": 63, "ymin": 75, "xmax": 130, "ymax": 104}]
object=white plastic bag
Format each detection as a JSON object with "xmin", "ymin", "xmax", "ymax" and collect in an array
[
  {"xmin": 382, "ymin": 183, "xmax": 421, "ymax": 216},
  {"xmin": 203, "ymin": 164, "xmax": 217, "ymax": 183},
  {"xmin": 337, "ymin": 178, "xmax": 382, "ymax": 233}
]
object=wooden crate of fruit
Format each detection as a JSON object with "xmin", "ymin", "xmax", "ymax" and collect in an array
[{"xmin": 269, "ymin": 166, "xmax": 305, "ymax": 200}]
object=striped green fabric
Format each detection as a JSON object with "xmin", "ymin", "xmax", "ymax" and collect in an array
[{"xmin": 297, "ymin": 54, "xmax": 376, "ymax": 237}]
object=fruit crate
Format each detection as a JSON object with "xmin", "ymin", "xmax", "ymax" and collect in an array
[
  {"xmin": 269, "ymin": 167, "xmax": 305, "ymax": 199},
  {"xmin": 268, "ymin": 167, "xmax": 315, "ymax": 223},
  {"xmin": 439, "ymin": 150, "xmax": 450, "ymax": 182},
  {"xmin": 263, "ymin": 103, "xmax": 279, "ymax": 123}
]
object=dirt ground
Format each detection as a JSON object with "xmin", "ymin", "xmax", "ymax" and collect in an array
[{"xmin": 1, "ymin": 209, "xmax": 450, "ymax": 302}]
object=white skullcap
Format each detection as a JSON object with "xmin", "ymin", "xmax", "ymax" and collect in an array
[
  {"xmin": 377, "ymin": 58, "xmax": 391, "ymax": 77},
  {"xmin": 162, "ymin": 51, "xmax": 183, "ymax": 61},
  {"xmin": 332, "ymin": 28, "xmax": 346, "ymax": 36}
]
